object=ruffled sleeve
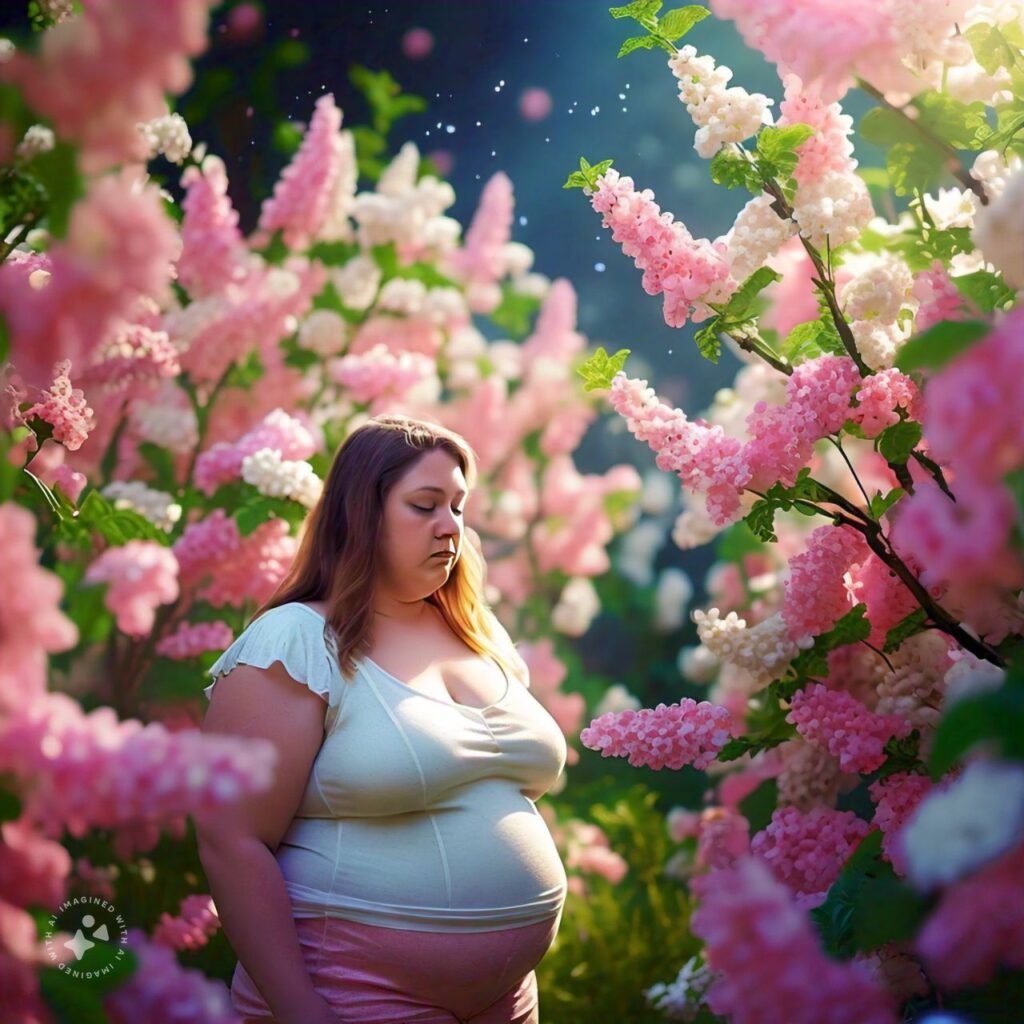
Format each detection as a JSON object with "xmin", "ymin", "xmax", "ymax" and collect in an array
[{"xmin": 203, "ymin": 605, "xmax": 344, "ymax": 715}]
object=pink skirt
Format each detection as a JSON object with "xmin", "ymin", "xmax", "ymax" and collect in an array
[{"xmin": 229, "ymin": 911, "xmax": 562, "ymax": 1024}]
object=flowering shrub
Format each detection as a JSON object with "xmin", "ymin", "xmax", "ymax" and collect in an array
[
  {"xmin": 0, "ymin": 3, "xmax": 655, "ymax": 1019},
  {"xmin": 571, "ymin": 1, "xmax": 1024, "ymax": 1020}
]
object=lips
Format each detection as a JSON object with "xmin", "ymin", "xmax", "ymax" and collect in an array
[{"xmin": 431, "ymin": 551, "xmax": 455, "ymax": 559}]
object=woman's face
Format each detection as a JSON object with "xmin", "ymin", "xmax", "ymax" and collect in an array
[{"xmin": 377, "ymin": 448, "xmax": 468, "ymax": 606}]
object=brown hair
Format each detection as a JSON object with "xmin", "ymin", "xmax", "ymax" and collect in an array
[{"xmin": 252, "ymin": 413, "xmax": 525, "ymax": 685}]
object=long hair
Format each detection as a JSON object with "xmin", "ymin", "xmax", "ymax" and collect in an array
[{"xmin": 252, "ymin": 413, "xmax": 525, "ymax": 685}]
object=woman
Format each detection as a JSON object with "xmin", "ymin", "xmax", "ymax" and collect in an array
[{"xmin": 197, "ymin": 414, "xmax": 568, "ymax": 1024}]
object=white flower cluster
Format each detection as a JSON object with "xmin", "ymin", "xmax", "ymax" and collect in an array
[
  {"xmin": 331, "ymin": 254, "xmax": 381, "ymax": 311},
  {"xmin": 849, "ymin": 319, "xmax": 912, "ymax": 371},
  {"xmin": 972, "ymin": 165, "xmax": 1024, "ymax": 290},
  {"xmin": 943, "ymin": 649, "xmax": 1006, "ymax": 707},
  {"xmin": 129, "ymin": 386, "xmax": 198, "ymax": 453},
  {"xmin": 0, "ymin": 39, "xmax": 14, "ymax": 63},
  {"xmin": 902, "ymin": 759, "xmax": 1024, "ymax": 889},
  {"xmin": 297, "ymin": 309, "xmax": 349, "ymax": 357},
  {"xmin": 725, "ymin": 194, "xmax": 798, "ymax": 283},
  {"xmin": 874, "ymin": 632, "xmax": 950, "ymax": 737},
  {"xmin": 840, "ymin": 253, "xmax": 916, "ymax": 323},
  {"xmin": 616, "ymin": 519, "xmax": 665, "ymax": 587},
  {"xmin": 672, "ymin": 500, "xmax": 721, "ymax": 550},
  {"xmin": 776, "ymin": 737, "xmax": 841, "ymax": 811},
  {"xmin": 101, "ymin": 480, "xmax": 183, "ymax": 533},
  {"xmin": 639, "ymin": 469, "xmax": 676, "ymax": 517},
  {"xmin": 39, "ymin": 0, "xmax": 74, "ymax": 23},
  {"xmin": 351, "ymin": 142, "xmax": 461, "ymax": 252},
  {"xmin": 971, "ymin": 148, "xmax": 1023, "ymax": 200},
  {"xmin": 706, "ymin": 362, "xmax": 789, "ymax": 440},
  {"xmin": 692, "ymin": 608, "xmax": 801, "ymax": 688},
  {"xmin": 240, "ymin": 448, "xmax": 323, "ymax": 509},
  {"xmin": 668, "ymin": 46, "xmax": 773, "ymax": 158},
  {"xmin": 922, "ymin": 187, "xmax": 979, "ymax": 231},
  {"xmin": 551, "ymin": 576, "xmax": 601, "ymax": 637},
  {"xmin": 15, "ymin": 124, "xmax": 55, "ymax": 162},
  {"xmin": 137, "ymin": 113, "xmax": 193, "ymax": 165},
  {"xmin": 319, "ymin": 130, "xmax": 358, "ymax": 244},
  {"xmin": 654, "ymin": 567, "xmax": 694, "ymax": 633},
  {"xmin": 593, "ymin": 682, "xmax": 643, "ymax": 717},
  {"xmin": 644, "ymin": 955, "xmax": 714, "ymax": 1022},
  {"xmin": 677, "ymin": 643, "xmax": 719, "ymax": 684},
  {"xmin": 376, "ymin": 278, "xmax": 469, "ymax": 326},
  {"xmin": 792, "ymin": 170, "xmax": 875, "ymax": 250}
]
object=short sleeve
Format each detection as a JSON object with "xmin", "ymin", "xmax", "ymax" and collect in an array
[{"xmin": 203, "ymin": 606, "xmax": 342, "ymax": 711}]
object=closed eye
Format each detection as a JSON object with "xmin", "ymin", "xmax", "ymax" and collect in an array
[{"xmin": 413, "ymin": 505, "xmax": 463, "ymax": 516}]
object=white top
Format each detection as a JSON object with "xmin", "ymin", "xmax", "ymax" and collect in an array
[{"xmin": 204, "ymin": 602, "xmax": 568, "ymax": 932}]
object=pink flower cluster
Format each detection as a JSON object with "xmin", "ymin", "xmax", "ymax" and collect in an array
[
  {"xmin": 0, "ymin": 692, "xmax": 277, "ymax": 840},
  {"xmin": 257, "ymin": 93, "xmax": 354, "ymax": 250},
  {"xmin": 152, "ymin": 894, "xmax": 221, "ymax": 951},
  {"xmin": 0, "ymin": 177, "xmax": 180, "ymax": 391},
  {"xmin": 155, "ymin": 619, "xmax": 235, "ymax": 660},
  {"xmin": 690, "ymin": 857, "xmax": 897, "ymax": 1024},
  {"xmin": 0, "ymin": 503, "xmax": 78, "ymax": 712},
  {"xmin": 709, "ymin": 0, "xmax": 972, "ymax": 100},
  {"xmin": 0, "ymin": 817, "xmax": 71, "ymax": 910},
  {"xmin": 588, "ymin": 169, "xmax": 735, "ymax": 328},
  {"xmin": 77, "ymin": 322, "xmax": 182, "ymax": 397},
  {"xmin": 751, "ymin": 806, "xmax": 871, "ymax": 908},
  {"xmin": 0, "ymin": 0, "xmax": 218, "ymax": 170},
  {"xmin": 913, "ymin": 262, "xmax": 965, "ymax": 332},
  {"xmin": 194, "ymin": 408, "xmax": 317, "ymax": 496},
  {"xmin": 445, "ymin": 171, "xmax": 515, "ymax": 313},
  {"xmin": 848, "ymin": 551, "xmax": 921, "ymax": 648},
  {"xmin": 914, "ymin": 841, "xmax": 1024, "ymax": 990},
  {"xmin": 869, "ymin": 773, "xmax": 934, "ymax": 875},
  {"xmin": 777, "ymin": 74, "xmax": 855, "ymax": 185},
  {"xmin": 328, "ymin": 343, "xmax": 436, "ymax": 406},
  {"xmin": 696, "ymin": 806, "xmax": 752, "ymax": 871},
  {"xmin": 787, "ymin": 684, "xmax": 913, "ymax": 774},
  {"xmin": 178, "ymin": 155, "xmax": 248, "ymax": 297},
  {"xmin": 609, "ymin": 353, "xmax": 865, "ymax": 528},
  {"xmin": 83, "ymin": 540, "xmax": 180, "ymax": 637},
  {"xmin": 20, "ymin": 359, "xmax": 96, "ymax": 451},
  {"xmin": 781, "ymin": 525, "xmax": 869, "ymax": 643},
  {"xmin": 580, "ymin": 698, "xmax": 737, "ymax": 771},
  {"xmin": 564, "ymin": 821, "xmax": 629, "ymax": 884},
  {"xmin": 850, "ymin": 370, "xmax": 922, "ymax": 439},
  {"xmin": 104, "ymin": 928, "xmax": 239, "ymax": 1024}
]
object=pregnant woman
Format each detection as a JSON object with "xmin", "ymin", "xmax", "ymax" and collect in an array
[{"xmin": 197, "ymin": 414, "xmax": 568, "ymax": 1024}]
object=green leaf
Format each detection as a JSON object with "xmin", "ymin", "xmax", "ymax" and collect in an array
[
  {"xmin": 721, "ymin": 267, "xmax": 781, "ymax": 321},
  {"xmin": 929, "ymin": 674, "xmax": 1024, "ymax": 779},
  {"xmin": 709, "ymin": 147, "xmax": 762, "ymax": 192},
  {"xmin": 617, "ymin": 34, "xmax": 658, "ymax": 57},
  {"xmin": 965, "ymin": 22, "xmax": 1018, "ymax": 74},
  {"xmin": 738, "ymin": 778, "xmax": 778, "ymax": 833},
  {"xmin": 868, "ymin": 487, "xmax": 905, "ymax": 520},
  {"xmin": 715, "ymin": 520, "xmax": 763, "ymax": 563},
  {"xmin": 788, "ymin": 604, "xmax": 872, "ymax": 678},
  {"xmin": 756, "ymin": 123, "xmax": 815, "ymax": 180},
  {"xmin": 577, "ymin": 346, "xmax": 631, "ymax": 391},
  {"xmin": 28, "ymin": 140, "xmax": 82, "ymax": 240},
  {"xmin": 0, "ymin": 785, "xmax": 21, "ymax": 823},
  {"xmin": 272, "ymin": 119, "xmax": 304, "ymax": 156},
  {"xmin": 914, "ymin": 92, "xmax": 993, "ymax": 151},
  {"xmin": 77, "ymin": 491, "xmax": 171, "ymax": 546},
  {"xmin": 896, "ymin": 319, "xmax": 991, "ymax": 375},
  {"xmin": 490, "ymin": 284, "xmax": 541, "ymax": 338},
  {"xmin": 883, "ymin": 608, "xmax": 929, "ymax": 653},
  {"xmin": 780, "ymin": 318, "xmax": 844, "ymax": 363},
  {"xmin": 859, "ymin": 108, "xmax": 909, "ymax": 147},
  {"xmin": 658, "ymin": 5, "xmax": 710, "ymax": 41},
  {"xmin": 223, "ymin": 349, "xmax": 265, "ymax": 390},
  {"xmin": 563, "ymin": 170, "xmax": 591, "ymax": 189},
  {"xmin": 693, "ymin": 320, "xmax": 721, "ymax": 363},
  {"xmin": 609, "ymin": 0, "xmax": 663, "ymax": 22},
  {"xmin": 877, "ymin": 421, "xmax": 922, "ymax": 464},
  {"xmin": 887, "ymin": 141, "xmax": 946, "ymax": 197},
  {"xmin": 951, "ymin": 270, "xmax": 1017, "ymax": 314},
  {"xmin": 235, "ymin": 495, "xmax": 307, "ymax": 537},
  {"xmin": 744, "ymin": 497, "xmax": 780, "ymax": 543},
  {"xmin": 985, "ymin": 110, "xmax": 1024, "ymax": 155}
]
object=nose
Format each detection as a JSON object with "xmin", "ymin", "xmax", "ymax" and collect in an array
[{"xmin": 435, "ymin": 507, "xmax": 461, "ymax": 542}]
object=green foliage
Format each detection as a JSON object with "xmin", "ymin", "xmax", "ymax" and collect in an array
[
  {"xmin": 966, "ymin": 22, "xmax": 1020, "ymax": 75},
  {"xmin": 563, "ymin": 155, "xmax": 615, "ymax": 190},
  {"xmin": 709, "ymin": 147, "xmax": 762, "ymax": 192},
  {"xmin": 883, "ymin": 609, "xmax": 930, "ymax": 654},
  {"xmin": 811, "ymin": 831, "xmax": 931, "ymax": 960},
  {"xmin": 536, "ymin": 785, "xmax": 703, "ymax": 1024},
  {"xmin": 894, "ymin": 319, "xmax": 991, "ymax": 374},
  {"xmin": 737, "ymin": 778, "xmax": 778, "ymax": 832},
  {"xmin": 914, "ymin": 93, "xmax": 993, "ymax": 151},
  {"xmin": 234, "ymin": 493, "xmax": 309, "ymax": 537},
  {"xmin": 721, "ymin": 267, "xmax": 781, "ymax": 322},
  {"xmin": 38, "ymin": 952, "xmax": 139, "ymax": 1023},
  {"xmin": 744, "ymin": 468, "xmax": 836, "ymax": 542},
  {"xmin": 617, "ymin": 34, "xmax": 659, "ymax": 57},
  {"xmin": 54, "ymin": 490, "xmax": 171, "ymax": 549},
  {"xmin": 609, "ymin": 2, "xmax": 708, "ymax": 58},
  {"xmin": 350, "ymin": 64, "xmax": 427, "ymax": 137},
  {"xmin": 952, "ymin": 269, "xmax": 1017, "ymax": 313},
  {"xmin": 692, "ymin": 320, "xmax": 721, "ymax": 363},
  {"xmin": 876, "ymin": 420, "xmax": 922, "ymax": 465},
  {"xmin": 887, "ymin": 141, "xmax": 946, "ymax": 196},
  {"xmin": 780, "ymin": 317, "xmax": 845, "ymax": 363},
  {"xmin": 577, "ymin": 346, "xmax": 631, "ymax": 391},
  {"xmin": 489, "ymin": 284, "xmax": 542, "ymax": 338},
  {"xmin": 788, "ymin": 605, "xmax": 871, "ymax": 679},
  {"xmin": 715, "ymin": 520, "xmax": 764, "ymax": 563},
  {"xmin": 930, "ymin": 654, "xmax": 1024, "ymax": 778},
  {"xmin": 755, "ymin": 123, "xmax": 815, "ymax": 182},
  {"xmin": 658, "ymin": 6, "xmax": 711, "ymax": 41},
  {"xmin": 717, "ymin": 681, "xmax": 797, "ymax": 762},
  {"xmin": 868, "ymin": 486, "xmax": 904, "ymax": 520},
  {"xmin": 0, "ymin": 784, "xmax": 22, "ymax": 823}
]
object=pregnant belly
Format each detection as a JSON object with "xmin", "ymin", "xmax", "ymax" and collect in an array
[{"xmin": 277, "ymin": 787, "xmax": 568, "ymax": 919}]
